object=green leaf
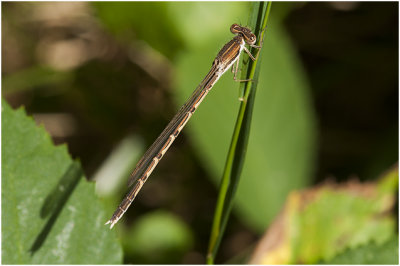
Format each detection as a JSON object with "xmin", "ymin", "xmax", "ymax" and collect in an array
[
  {"xmin": 174, "ymin": 4, "xmax": 316, "ymax": 232},
  {"xmin": 93, "ymin": 2, "xmax": 185, "ymax": 59},
  {"xmin": 249, "ymin": 167, "xmax": 398, "ymax": 264},
  {"xmin": 166, "ymin": 2, "xmax": 247, "ymax": 50},
  {"xmin": 2, "ymin": 66, "xmax": 73, "ymax": 94},
  {"xmin": 323, "ymin": 237, "xmax": 399, "ymax": 264},
  {"xmin": 122, "ymin": 210, "xmax": 193, "ymax": 264},
  {"xmin": 2, "ymin": 99, "xmax": 123, "ymax": 264},
  {"xmin": 291, "ymin": 186, "xmax": 396, "ymax": 263}
]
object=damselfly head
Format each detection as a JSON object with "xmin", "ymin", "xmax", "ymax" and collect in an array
[{"xmin": 230, "ymin": 24, "xmax": 257, "ymax": 45}]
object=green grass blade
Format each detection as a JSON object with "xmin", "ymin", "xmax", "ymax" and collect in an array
[{"xmin": 206, "ymin": 2, "xmax": 272, "ymax": 264}]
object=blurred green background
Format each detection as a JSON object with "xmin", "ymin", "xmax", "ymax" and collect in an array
[{"xmin": 2, "ymin": 2, "xmax": 398, "ymax": 264}]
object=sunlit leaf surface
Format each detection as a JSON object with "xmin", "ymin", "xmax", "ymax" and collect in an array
[
  {"xmin": 2, "ymin": 100, "xmax": 123, "ymax": 264},
  {"xmin": 249, "ymin": 168, "xmax": 398, "ymax": 264}
]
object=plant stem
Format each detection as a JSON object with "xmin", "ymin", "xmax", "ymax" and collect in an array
[{"xmin": 206, "ymin": 2, "xmax": 272, "ymax": 264}]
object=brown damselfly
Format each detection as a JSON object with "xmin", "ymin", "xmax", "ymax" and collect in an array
[{"xmin": 106, "ymin": 24, "xmax": 263, "ymax": 228}]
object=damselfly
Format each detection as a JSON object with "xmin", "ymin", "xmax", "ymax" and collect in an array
[{"xmin": 106, "ymin": 24, "xmax": 262, "ymax": 228}]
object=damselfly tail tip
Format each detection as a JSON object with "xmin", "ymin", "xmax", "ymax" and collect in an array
[{"xmin": 105, "ymin": 219, "xmax": 116, "ymax": 229}]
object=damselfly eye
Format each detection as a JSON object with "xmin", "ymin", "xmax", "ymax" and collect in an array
[
  {"xmin": 230, "ymin": 24, "xmax": 241, "ymax": 34},
  {"xmin": 245, "ymin": 34, "xmax": 256, "ymax": 45},
  {"xmin": 250, "ymin": 36, "xmax": 256, "ymax": 43}
]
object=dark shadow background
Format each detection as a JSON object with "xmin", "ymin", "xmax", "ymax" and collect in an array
[{"xmin": 285, "ymin": 2, "xmax": 398, "ymax": 182}]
